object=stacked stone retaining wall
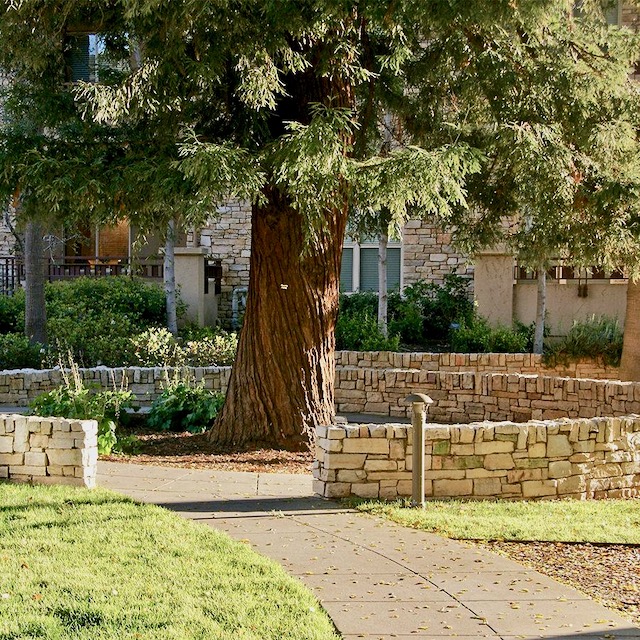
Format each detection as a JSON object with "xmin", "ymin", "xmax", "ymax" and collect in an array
[
  {"xmin": 336, "ymin": 370, "xmax": 640, "ymax": 421},
  {"xmin": 335, "ymin": 351, "xmax": 619, "ymax": 380},
  {"xmin": 0, "ymin": 414, "xmax": 97, "ymax": 488},
  {"xmin": 313, "ymin": 416, "xmax": 640, "ymax": 501}
]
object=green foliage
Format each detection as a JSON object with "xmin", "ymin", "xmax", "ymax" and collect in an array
[
  {"xmin": 0, "ymin": 333, "xmax": 43, "ymax": 370},
  {"xmin": 336, "ymin": 292, "xmax": 400, "ymax": 351},
  {"xmin": 450, "ymin": 316, "xmax": 529, "ymax": 353},
  {"xmin": 28, "ymin": 362, "xmax": 134, "ymax": 455},
  {"xmin": 43, "ymin": 277, "xmax": 171, "ymax": 367},
  {"xmin": 147, "ymin": 373, "xmax": 225, "ymax": 433},
  {"xmin": 0, "ymin": 294, "xmax": 22, "ymax": 333},
  {"xmin": 131, "ymin": 326, "xmax": 238, "ymax": 367},
  {"xmin": 388, "ymin": 275, "xmax": 475, "ymax": 346},
  {"xmin": 544, "ymin": 315, "xmax": 623, "ymax": 366}
]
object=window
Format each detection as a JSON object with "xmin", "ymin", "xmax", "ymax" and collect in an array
[
  {"xmin": 65, "ymin": 34, "xmax": 104, "ymax": 83},
  {"xmin": 340, "ymin": 238, "xmax": 402, "ymax": 293},
  {"xmin": 573, "ymin": 0, "xmax": 620, "ymax": 25}
]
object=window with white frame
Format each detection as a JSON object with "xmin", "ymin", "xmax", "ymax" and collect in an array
[{"xmin": 340, "ymin": 237, "xmax": 402, "ymax": 293}]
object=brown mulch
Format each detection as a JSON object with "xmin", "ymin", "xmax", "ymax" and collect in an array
[
  {"xmin": 103, "ymin": 430, "xmax": 639, "ymax": 626},
  {"xmin": 476, "ymin": 540, "xmax": 640, "ymax": 627},
  {"xmin": 102, "ymin": 430, "xmax": 313, "ymax": 474}
]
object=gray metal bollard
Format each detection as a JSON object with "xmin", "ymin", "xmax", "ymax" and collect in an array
[{"xmin": 405, "ymin": 393, "xmax": 434, "ymax": 507}]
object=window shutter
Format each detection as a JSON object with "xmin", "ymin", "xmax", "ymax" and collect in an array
[
  {"xmin": 68, "ymin": 35, "xmax": 91, "ymax": 82},
  {"xmin": 359, "ymin": 247, "xmax": 401, "ymax": 292},
  {"xmin": 340, "ymin": 247, "xmax": 353, "ymax": 292}
]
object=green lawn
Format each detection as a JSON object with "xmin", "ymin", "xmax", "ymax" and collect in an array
[
  {"xmin": 0, "ymin": 483, "xmax": 339, "ymax": 640},
  {"xmin": 356, "ymin": 498, "xmax": 640, "ymax": 543}
]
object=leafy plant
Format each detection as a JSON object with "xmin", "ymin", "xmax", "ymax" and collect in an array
[
  {"xmin": 450, "ymin": 316, "xmax": 529, "ymax": 353},
  {"xmin": 28, "ymin": 358, "xmax": 135, "ymax": 455},
  {"xmin": 147, "ymin": 371, "xmax": 225, "ymax": 433},
  {"xmin": 0, "ymin": 294, "xmax": 23, "ymax": 334},
  {"xmin": 544, "ymin": 315, "xmax": 623, "ymax": 366},
  {"xmin": 0, "ymin": 333, "xmax": 43, "ymax": 370},
  {"xmin": 336, "ymin": 306, "xmax": 400, "ymax": 351},
  {"xmin": 131, "ymin": 326, "xmax": 238, "ymax": 367}
]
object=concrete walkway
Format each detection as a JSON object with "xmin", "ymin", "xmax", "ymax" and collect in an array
[{"xmin": 99, "ymin": 461, "xmax": 638, "ymax": 639}]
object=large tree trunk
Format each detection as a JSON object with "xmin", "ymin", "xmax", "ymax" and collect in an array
[
  {"xmin": 24, "ymin": 218, "xmax": 47, "ymax": 345},
  {"xmin": 210, "ymin": 187, "xmax": 348, "ymax": 451},
  {"xmin": 620, "ymin": 280, "xmax": 640, "ymax": 380}
]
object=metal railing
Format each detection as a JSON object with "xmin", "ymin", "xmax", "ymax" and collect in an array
[{"xmin": 0, "ymin": 255, "xmax": 164, "ymax": 296}]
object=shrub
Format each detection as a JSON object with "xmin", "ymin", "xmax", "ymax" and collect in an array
[
  {"xmin": 0, "ymin": 294, "xmax": 23, "ymax": 334},
  {"xmin": 131, "ymin": 327, "xmax": 183, "ymax": 367},
  {"xmin": 336, "ymin": 310, "xmax": 400, "ymax": 351},
  {"xmin": 0, "ymin": 333, "xmax": 43, "ymax": 370},
  {"xmin": 544, "ymin": 315, "xmax": 623, "ymax": 366},
  {"xmin": 28, "ymin": 360, "xmax": 135, "ymax": 455},
  {"xmin": 131, "ymin": 326, "xmax": 238, "ymax": 367},
  {"xmin": 450, "ymin": 316, "xmax": 529, "ymax": 353},
  {"xmin": 147, "ymin": 373, "xmax": 225, "ymax": 433},
  {"xmin": 42, "ymin": 277, "xmax": 175, "ymax": 367}
]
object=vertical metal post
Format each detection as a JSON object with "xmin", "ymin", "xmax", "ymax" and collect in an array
[
  {"xmin": 411, "ymin": 401, "xmax": 426, "ymax": 508},
  {"xmin": 405, "ymin": 393, "xmax": 433, "ymax": 508}
]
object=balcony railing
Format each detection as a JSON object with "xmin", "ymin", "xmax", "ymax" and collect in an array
[{"xmin": 0, "ymin": 255, "xmax": 164, "ymax": 296}]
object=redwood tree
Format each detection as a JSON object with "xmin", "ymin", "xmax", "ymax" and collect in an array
[{"xmin": 3, "ymin": 0, "xmax": 640, "ymax": 448}]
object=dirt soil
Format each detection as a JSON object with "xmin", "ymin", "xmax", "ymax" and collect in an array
[{"xmin": 103, "ymin": 429, "xmax": 640, "ymax": 627}]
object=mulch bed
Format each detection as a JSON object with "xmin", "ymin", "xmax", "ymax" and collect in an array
[{"xmin": 103, "ymin": 429, "xmax": 640, "ymax": 627}]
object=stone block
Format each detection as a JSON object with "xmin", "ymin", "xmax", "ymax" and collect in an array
[
  {"xmin": 433, "ymin": 441, "xmax": 450, "ymax": 455},
  {"xmin": 475, "ymin": 441, "xmax": 514, "ymax": 455},
  {"xmin": 547, "ymin": 435, "xmax": 572, "ymax": 457},
  {"xmin": 352, "ymin": 483, "xmax": 380, "ymax": 499},
  {"xmin": 515, "ymin": 457, "xmax": 548, "ymax": 469},
  {"xmin": 324, "ymin": 482, "xmax": 352, "ymax": 498},
  {"xmin": 473, "ymin": 477, "xmax": 502, "ymax": 496},
  {"xmin": 484, "ymin": 453, "xmax": 515, "ymax": 470},
  {"xmin": 0, "ymin": 466, "xmax": 7, "ymax": 478},
  {"xmin": 317, "ymin": 437, "xmax": 342, "ymax": 453},
  {"xmin": 548, "ymin": 461, "xmax": 572, "ymax": 479},
  {"xmin": 522, "ymin": 480, "xmax": 557, "ymax": 498},
  {"xmin": 48, "ymin": 435, "xmax": 76, "ymax": 450},
  {"xmin": 323, "ymin": 454, "xmax": 366, "ymax": 470},
  {"xmin": 389, "ymin": 440, "xmax": 405, "ymax": 460},
  {"xmin": 0, "ymin": 453, "xmax": 23, "ymax": 466},
  {"xmin": 343, "ymin": 439, "xmax": 390, "ymax": 455},
  {"xmin": 24, "ymin": 452, "xmax": 47, "ymax": 467},
  {"xmin": 29, "ymin": 434, "xmax": 50, "ymax": 449},
  {"xmin": 327, "ymin": 427, "xmax": 346, "ymax": 440},
  {"xmin": 0, "ymin": 436, "xmax": 13, "ymax": 454},
  {"xmin": 433, "ymin": 479, "xmax": 473, "ymax": 497},
  {"xmin": 442, "ymin": 455, "xmax": 483, "ymax": 470},
  {"xmin": 336, "ymin": 470, "xmax": 366, "ymax": 483},
  {"xmin": 316, "ymin": 425, "xmax": 328, "ymax": 439},
  {"xmin": 10, "ymin": 465, "xmax": 47, "ymax": 477},
  {"xmin": 46, "ymin": 449, "xmax": 83, "ymax": 467},
  {"xmin": 379, "ymin": 484, "xmax": 399, "ymax": 500},
  {"xmin": 363, "ymin": 460, "xmax": 397, "ymax": 472},
  {"xmin": 397, "ymin": 480, "xmax": 412, "ymax": 495},
  {"xmin": 528, "ymin": 443, "xmax": 546, "ymax": 458}
]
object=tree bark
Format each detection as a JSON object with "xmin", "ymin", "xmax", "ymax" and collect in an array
[
  {"xmin": 210, "ymin": 187, "xmax": 348, "ymax": 451},
  {"xmin": 533, "ymin": 266, "xmax": 546, "ymax": 354},
  {"xmin": 24, "ymin": 218, "xmax": 47, "ymax": 345},
  {"xmin": 378, "ymin": 232, "xmax": 388, "ymax": 337},
  {"xmin": 620, "ymin": 280, "xmax": 640, "ymax": 380},
  {"xmin": 164, "ymin": 218, "xmax": 178, "ymax": 336}
]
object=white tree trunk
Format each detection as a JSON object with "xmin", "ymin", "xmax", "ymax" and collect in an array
[
  {"xmin": 378, "ymin": 231, "xmax": 388, "ymax": 337},
  {"xmin": 533, "ymin": 266, "xmax": 546, "ymax": 354},
  {"xmin": 164, "ymin": 218, "xmax": 178, "ymax": 336}
]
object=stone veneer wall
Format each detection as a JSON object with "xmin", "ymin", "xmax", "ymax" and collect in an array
[
  {"xmin": 313, "ymin": 416, "xmax": 640, "ymax": 500},
  {"xmin": 334, "ymin": 351, "xmax": 620, "ymax": 380},
  {"xmin": 336, "ymin": 369, "xmax": 640, "ymax": 421},
  {"xmin": 197, "ymin": 199, "xmax": 252, "ymax": 323},
  {"xmin": 401, "ymin": 221, "xmax": 473, "ymax": 290},
  {"xmin": 0, "ymin": 414, "xmax": 98, "ymax": 488}
]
